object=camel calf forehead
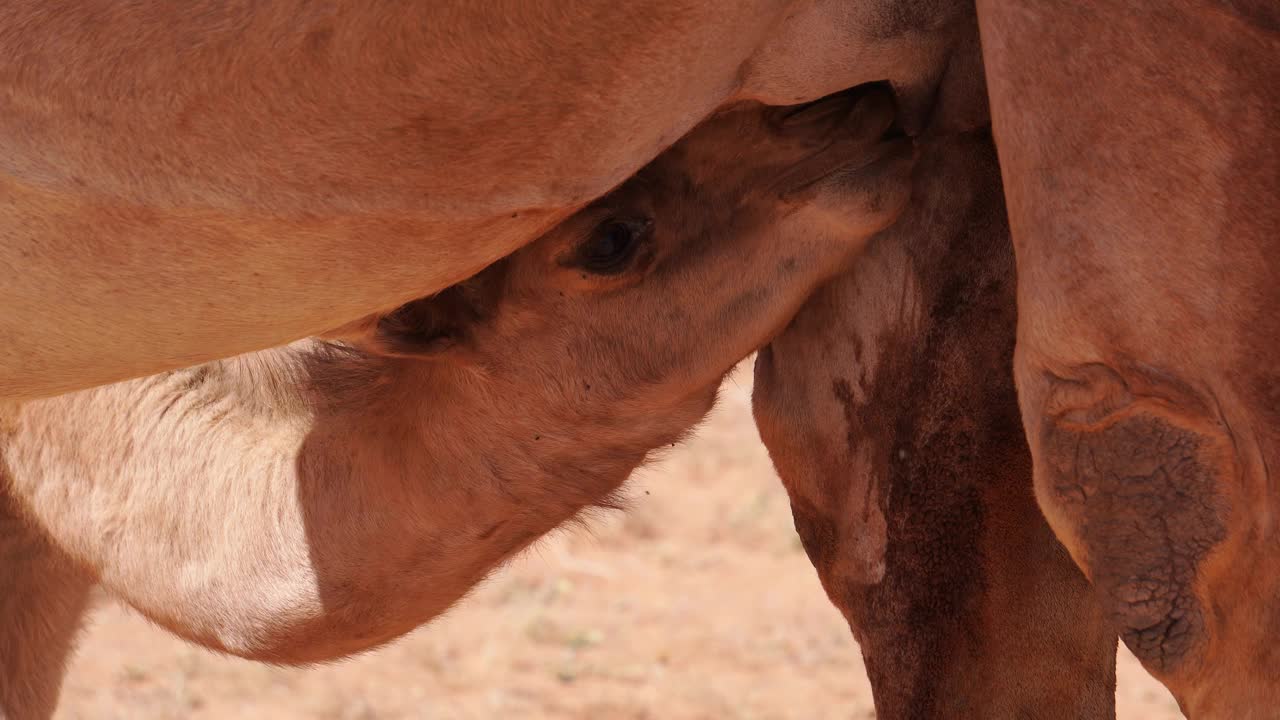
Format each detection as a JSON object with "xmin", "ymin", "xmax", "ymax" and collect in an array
[
  {"xmin": 648, "ymin": 85, "xmax": 901, "ymax": 188},
  {"xmin": 355, "ymin": 84, "xmax": 912, "ymax": 418}
]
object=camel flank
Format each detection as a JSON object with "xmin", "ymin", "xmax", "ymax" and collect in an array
[{"xmin": 0, "ymin": 0, "xmax": 961, "ymax": 402}]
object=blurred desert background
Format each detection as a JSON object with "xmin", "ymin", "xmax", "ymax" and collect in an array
[{"xmin": 58, "ymin": 363, "xmax": 1182, "ymax": 719}]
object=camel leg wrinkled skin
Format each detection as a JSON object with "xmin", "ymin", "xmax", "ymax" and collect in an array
[
  {"xmin": 753, "ymin": 130, "xmax": 1118, "ymax": 718},
  {"xmin": 978, "ymin": 1, "xmax": 1280, "ymax": 715},
  {"xmin": 0, "ymin": 489, "xmax": 92, "ymax": 720}
]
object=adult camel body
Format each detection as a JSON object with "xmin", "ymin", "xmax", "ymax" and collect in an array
[
  {"xmin": 0, "ymin": 0, "xmax": 968, "ymax": 403},
  {"xmin": 3, "ymin": 1, "xmax": 1277, "ymax": 716}
]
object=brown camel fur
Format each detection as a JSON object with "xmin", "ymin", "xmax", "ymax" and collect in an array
[{"xmin": 0, "ymin": 0, "xmax": 970, "ymax": 403}]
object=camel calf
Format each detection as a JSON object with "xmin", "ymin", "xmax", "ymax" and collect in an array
[{"xmin": 0, "ymin": 87, "xmax": 912, "ymax": 718}]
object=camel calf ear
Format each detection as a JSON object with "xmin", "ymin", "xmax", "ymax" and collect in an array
[
  {"xmin": 370, "ymin": 295, "xmax": 470, "ymax": 359},
  {"xmin": 317, "ymin": 291, "xmax": 474, "ymax": 359},
  {"xmin": 368, "ymin": 264, "xmax": 506, "ymax": 360},
  {"xmin": 322, "ymin": 262, "xmax": 504, "ymax": 360}
]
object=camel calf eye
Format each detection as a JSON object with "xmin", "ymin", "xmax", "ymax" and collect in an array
[{"xmin": 576, "ymin": 218, "xmax": 652, "ymax": 275}]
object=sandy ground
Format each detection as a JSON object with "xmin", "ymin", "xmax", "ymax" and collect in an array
[{"xmin": 58, "ymin": 363, "xmax": 1184, "ymax": 719}]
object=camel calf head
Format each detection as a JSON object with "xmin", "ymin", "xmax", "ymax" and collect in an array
[{"xmin": 358, "ymin": 86, "xmax": 912, "ymax": 435}]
